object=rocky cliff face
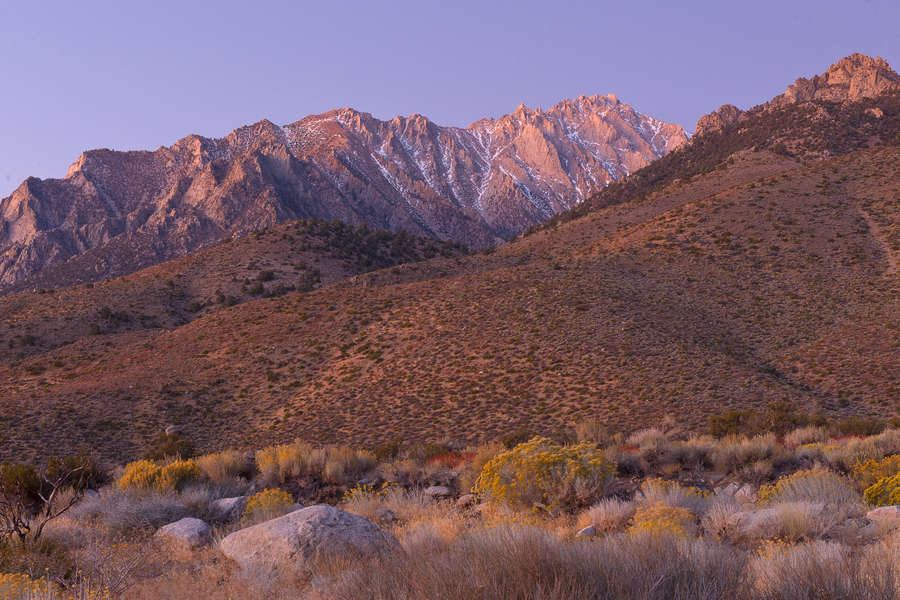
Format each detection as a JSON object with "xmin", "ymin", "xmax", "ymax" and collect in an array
[
  {"xmin": 695, "ymin": 53, "xmax": 900, "ymax": 136},
  {"xmin": 0, "ymin": 95, "xmax": 686, "ymax": 289}
]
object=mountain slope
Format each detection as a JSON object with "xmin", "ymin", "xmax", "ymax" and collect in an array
[
  {"xmin": 0, "ymin": 95, "xmax": 686, "ymax": 290},
  {"xmin": 1, "ymin": 55, "xmax": 897, "ymax": 463},
  {"xmin": 0, "ymin": 219, "xmax": 465, "ymax": 364}
]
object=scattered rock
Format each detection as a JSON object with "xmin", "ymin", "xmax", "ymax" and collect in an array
[
  {"xmin": 456, "ymin": 494, "xmax": 476, "ymax": 508},
  {"xmin": 83, "ymin": 489, "xmax": 100, "ymax": 499},
  {"xmin": 375, "ymin": 508, "xmax": 397, "ymax": 524},
  {"xmin": 716, "ymin": 482, "xmax": 740, "ymax": 497},
  {"xmin": 424, "ymin": 485, "xmax": 454, "ymax": 498},
  {"xmin": 220, "ymin": 505, "xmax": 400, "ymax": 577},
  {"xmin": 575, "ymin": 525, "xmax": 597, "ymax": 539},
  {"xmin": 735, "ymin": 484, "xmax": 758, "ymax": 504},
  {"xmin": 210, "ymin": 496, "xmax": 248, "ymax": 522},
  {"xmin": 866, "ymin": 506, "xmax": 900, "ymax": 525},
  {"xmin": 155, "ymin": 517, "xmax": 212, "ymax": 553}
]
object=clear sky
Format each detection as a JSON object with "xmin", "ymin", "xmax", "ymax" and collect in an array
[{"xmin": 1, "ymin": 0, "xmax": 897, "ymax": 197}]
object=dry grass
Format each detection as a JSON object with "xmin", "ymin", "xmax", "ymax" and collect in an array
[{"xmin": 577, "ymin": 498, "xmax": 636, "ymax": 533}]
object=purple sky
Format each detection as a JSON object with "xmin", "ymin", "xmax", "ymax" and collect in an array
[{"xmin": 1, "ymin": 0, "xmax": 897, "ymax": 197}]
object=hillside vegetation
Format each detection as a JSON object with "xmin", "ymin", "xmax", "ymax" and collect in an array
[
  {"xmin": 3, "ymin": 416, "xmax": 900, "ymax": 599},
  {"xmin": 0, "ymin": 135, "xmax": 897, "ymax": 461}
]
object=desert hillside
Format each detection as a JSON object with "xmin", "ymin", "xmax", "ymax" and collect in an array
[{"xmin": 1, "ymin": 70, "xmax": 897, "ymax": 461}]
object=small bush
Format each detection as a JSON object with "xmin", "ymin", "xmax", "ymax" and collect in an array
[
  {"xmin": 711, "ymin": 434, "xmax": 782, "ymax": 474},
  {"xmin": 825, "ymin": 429, "xmax": 900, "ymax": 470},
  {"xmin": 242, "ymin": 488, "xmax": 295, "ymax": 525},
  {"xmin": 853, "ymin": 454, "xmax": 900, "ymax": 488},
  {"xmin": 758, "ymin": 468, "xmax": 861, "ymax": 508},
  {"xmin": 834, "ymin": 416, "xmax": 886, "ymax": 437},
  {"xmin": 143, "ymin": 432, "xmax": 195, "ymax": 461},
  {"xmin": 373, "ymin": 439, "xmax": 401, "ymax": 461},
  {"xmin": 156, "ymin": 459, "xmax": 202, "ymax": 492},
  {"xmin": 748, "ymin": 541, "xmax": 861, "ymax": 600},
  {"xmin": 422, "ymin": 442, "xmax": 451, "ymax": 460},
  {"xmin": 629, "ymin": 503, "xmax": 695, "ymax": 537},
  {"xmin": 118, "ymin": 460, "xmax": 161, "ymax": 491},
  {"xmin": 784, "ymin": 426, "xmax": 829, "ymax": 447},
  {"xmin": 499, "ymin": 428, "xmax": 532, "ymax": 449},
  {"xmin": 0, "ymin": 571, "xmax": 109, "ymax": 599},
  {"xmin": 255, "ymin": 442, "xmax": 311, "ymax": 484},
  {"xmin": 472, "ymin": 437, "xmax": 615, "ymax": 511},
  {"xmin": 256, "ymin": 442, "xmax": 374, "ymax": 485},
  {"xmin": 579, "ymin": 498, "xmax": 636, "ymax": 533},
  {"xmin": 863, "ymin": 473, "xmax": 900, "ymax": 506},
  {"xmin": 709, "ymin": 409, "xmax": 758, "ymax": 437},
  {"xmin": 638, "ymin": 478, "xmax": 712, "ymax": 514},
  {"xmin": 573, "ymin": 418, "xmax": 610, "ymax": 446},
  {"xmin": 68, "ymin": 487, "xmax": 189, "ymax": 531},
  {"xmin": 118, "ymin": 459, "xmax": 201, "ymax": 492},
  {"xmin": 195, "ymin": 450, "xmax": 252, "ymax": 484}
]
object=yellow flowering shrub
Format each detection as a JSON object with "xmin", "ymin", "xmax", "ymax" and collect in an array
[
  {"xmin": 242, "ymin": 488, "xmax": 295, "ymax": 525},
  {"xmin": 629, "ymin": 503, "xmax": 694, "ymax": 537},
  {"xmin": 471, "ymin": 436, "xmax": 615, "ymax": 510},
  {"xmin": 342, "ymin": 481, "xmax": 392, "ymax": 503},
  {"xmin": 117, "ymin": 458, "xmax": 201, "ymax": 491},
  {"xmin": 853, "ymin": 454, "xmax": 900, "ymax": 488},
  {"xmin": 155, "ymin": 459, "xmax": 202, "ymax": 491},
  {"xmin": 863, "ymin": 473, "xmax": 900, "ymax": 506},
  {"xmin": 117, "ymin": 460, "xmax": 160, "ymax": 491},
  {"xmin": 0, "ymin": 572, "xmax": 111, "ymax": 599}
]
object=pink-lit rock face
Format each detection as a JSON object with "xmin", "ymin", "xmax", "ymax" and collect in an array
[
  {"xmin": 773, "ymin": 53, "xmax": 900, "ymax": 107},
  {"xmin": 695, "ymin": 53, "xmax": 900, "ymax": 136},
  {"xmin": 0, "ymin": 95, "xmax": 686, "ymax": 289}
]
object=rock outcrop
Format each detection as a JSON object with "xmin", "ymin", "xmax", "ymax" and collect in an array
[
  {"xmin": 0, "ymin": 95, "xmax": 686, "ymax": 289},
  {"xmin": 219, "ymin": 504, "xmax": 400, "ymax": 577},
  {"xmin": 772, "ymin": 53, "xmax": 900, "ymax": 107},
  {"xmin": 155, "ymin": 517, "xmax": 213, "ymax": 552},
  {"xmin": 695, "ymin": 54, "xmax": 900, "ymax": 136},
  {"xmin": 694, "ymin": 104, "xmax": 745, "ymax": 137},
  {"xmin": 210, "ymin": 496, "xmax": 249, "ymax": 522}
]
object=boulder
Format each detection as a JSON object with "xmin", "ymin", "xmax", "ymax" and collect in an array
[
  {"xmin": 220, "ymin": 505, "xmax": 400, "ymax": 577},
  {"xmin": 210, "ymin": 496, "xmax": 248, "ymax": 522},
  {"xmin": 456, "ymin": 494, "xmax": 477, "ymax": 508},
  {"xmin": 575, "ymin": 525, "xmax": 597, "ymax": 539},
  {"xmin": 866, "ymin": 506, "xmax": 900, "ymax": 525},
  {"xmin": 735, "ymin": 484, "xmax": 758, "ymax": 504},
  {"xmin": 716, "ymin": 482, "xmax": 740, "ymax": 497},
  {"xmin": 155, "ymin": 517, "xmax": 212, "ymax": 553},
  {"xmin": 424, "ymin": 485, "xmax": 454, "ymax": 498}
]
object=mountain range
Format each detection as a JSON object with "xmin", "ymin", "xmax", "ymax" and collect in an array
[
  {"xmin": 0, "ymin": 94, "xmax": 686, "ymax": 291},
  {"xmin": 1, "ymin": 54, "xmax": 898, "ymax": 462}
]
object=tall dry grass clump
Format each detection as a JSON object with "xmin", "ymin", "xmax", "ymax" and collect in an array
[
  {"xmin": 577, "ymin": 498, "xmax": 636, "ymax": 533},
  {"xmin": 195, "ymin": 450, "xmax": 251, "ymax": 484},
  {"xmin": 306, "ymin": 526, "xmax": 746, "ymax": 600},
  {"xmin": 255, "ymin": 442, "xmax": 375, "ymax": 485}
]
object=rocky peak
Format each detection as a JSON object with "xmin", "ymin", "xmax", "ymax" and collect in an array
[
  {"xmin": 695, "ymin": 104, "xmax": 744, "ymax": 137},
  {"xmin": 773, "ymin": 53, "xmax": 900, "ymax": 107},
  {"xmin": 695, "ymin": 54, "xmax": 900, "ymax": 136},
  {"xmin": 0, "ymin": 94, "xmax": 687, "ymax": 289}
]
